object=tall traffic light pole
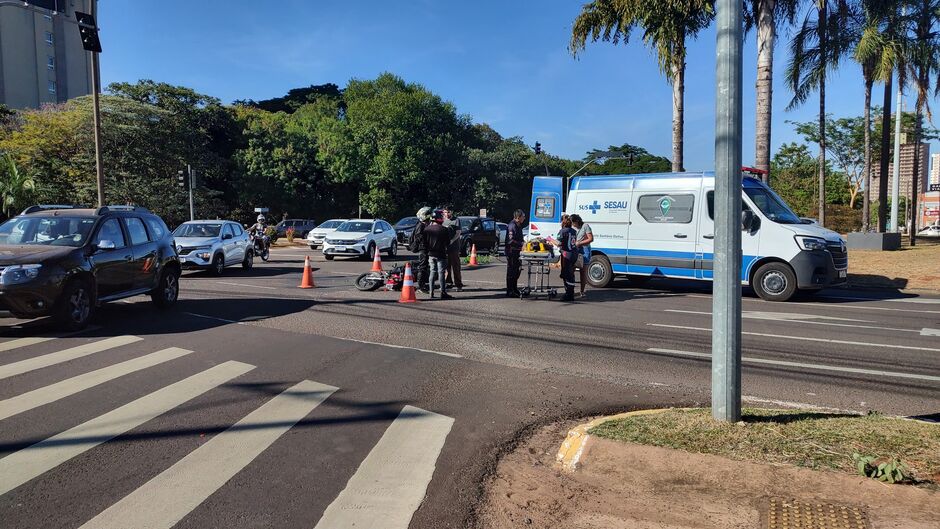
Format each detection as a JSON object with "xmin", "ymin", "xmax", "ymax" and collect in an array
[
  {"xmin": 75, "ymin": 4, "xmax": 104, "ymax": 206},
  {"xmin": 712, "ymin": 0, "xmax": 744, "ymax": 422}
]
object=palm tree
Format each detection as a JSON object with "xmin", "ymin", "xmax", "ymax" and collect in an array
[
  {"xmin": 905, "ymin": 0, "xmax": 940, "ymax": 245},
  {"xmin": 786, "ymin": 0, "xmax": 853, "ymax": 228},
  {"xmin": 0, "ymin": 154, "xmax": 35, "ymax": 218},
  {"xmin": 570, "ymin": 0, "xmax": 715, "ymax": 172},
  {"xmin": 745, "ymin": 0, "xmax": 801, "ymax": 182}
]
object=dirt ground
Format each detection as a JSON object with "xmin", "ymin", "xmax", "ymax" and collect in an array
[
  {"xmin": 849, "ymin": 242, "xmax": 940, "ymax": 290},
  {"xmin": 479, "ymin": 423, "xmax": 940, "ymax": 529}
]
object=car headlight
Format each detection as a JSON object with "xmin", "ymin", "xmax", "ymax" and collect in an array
[
  {"xmin": 0, "ymin": 264, "xmax": 42, "ymax": 285},
  {"xmin": 197, "ymin": 252, "xmax": 212, "ymax": 260},
  {"xmin": 325, "ymin": 239, "xmax": 335, "ymax": 245},
  {"xmin": 795, "ymin": 236, "xmax": 827, "ymax": 251},
  {"xmin": 355, "ymin": 236, "xmax": 367, "ymax": 242}
]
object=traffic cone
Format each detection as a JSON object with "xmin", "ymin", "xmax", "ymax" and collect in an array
[
  {"xmin": 398, "ymin": 263, "xmax": 418, "ymax": 303},
  {"xmin": 299, "ymin": 256, "xmax": 315, "ymax": 289},
  {"xmin": 468, "ymin": 244, "xmax": 479, "ymax": 267},
  {"xmin": 371, "ymin": 248, "xmax": 383, "ymax": 272}
]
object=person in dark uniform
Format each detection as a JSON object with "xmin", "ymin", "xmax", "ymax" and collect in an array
[
  {"xmin": 505, "ymin": 209, "xmax": 526, "ymax": 297},
  {"xmin": 556, "ymin": 215, "xmax": 578, "ymax": 301},
  {"xmin": 410, "ymin": 207, "xmax": 432, "ymax": 292}
]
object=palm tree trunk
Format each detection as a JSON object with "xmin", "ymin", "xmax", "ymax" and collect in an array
[
  {"xmin": 755, "ymin": 0, "xmax": 775, "ymax": 183},
  {"xmin": 671, "ymin": 58, "xmax": 685, "ymax": 172},
  {"xmin": 816, "ymin": 1, "xmax": 827, "ymax": 228},
  {"xmin": 877, "ymin": 74, "xmax": 892, "ymax": 232},
  {"xmin": 862, "ymin": 78, "xmax": 872, "ymax": 231}
]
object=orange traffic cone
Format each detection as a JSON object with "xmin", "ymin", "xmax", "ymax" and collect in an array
[
  {"xmin": 398, "ymin": 262, "xmax": 418, "ymax": 303},
  {"xmin": 299, "ymin": 256, "xmax": 315, "ymax": 289},
  {"xmin": 468, "ymin": 244, "xmax": 479, "ymax": 267},
  {"xmin": 370, "ymin": 248, "xmax": 383, "ymax": 272}
]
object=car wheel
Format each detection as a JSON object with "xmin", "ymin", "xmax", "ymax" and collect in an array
[
  {"xmin": 242, "ymin": 250, "xmax": 254, "ymax": 270},
  {"xmin": 151, "ymin": 268, "xmax": 180, "ymax": 309},
  {"xmin": 55, "ymin": 279, "xmax": 93, "ymax": 330},
  {"xmin": 752, "ymin": 262, "xmax": 797, "ymax": 301},
  {"xmin": 586, "ymin": 255, "xmax": 613, "ymax": 288},
  {"xmin": 210, "ymin": 254, "xmax": 225, "ymax": 276},
  {"xmin": 366, "ymin": 242, "xmax": 376, "ymax": 260},
  {"xmin": 324, "ymin": 254, "xmax": 334, "ymax": 261},
  {"xmin": 387, "ymin": 240, "xmax": 397, "ymax": 257}
]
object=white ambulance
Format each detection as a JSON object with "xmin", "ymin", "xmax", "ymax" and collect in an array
[{"xmin": 528, "ymin": 172, "xmax": 847, "ymax": 301}]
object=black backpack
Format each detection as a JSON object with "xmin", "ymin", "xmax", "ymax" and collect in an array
[{"xmin": 407, "ymin": 223, "xmax": 423, "ymax": 253}]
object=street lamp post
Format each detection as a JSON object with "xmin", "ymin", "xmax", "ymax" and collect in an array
[{"xmin": 89, "ymin": 3, "xmax": 104, "ymax": 208}]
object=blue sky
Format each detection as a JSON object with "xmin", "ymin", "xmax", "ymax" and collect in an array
[{"xmin": 98, "ymin": 0, "xmax": 927, "ymax": 171}]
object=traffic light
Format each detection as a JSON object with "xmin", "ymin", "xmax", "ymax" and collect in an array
[
  {"xmin": 177, "ymin": 170, "xmax": 186, "ymax": 189},
  {"xmin": 74, "ymin": 12, "xmax": 102, "ymax": 53},
  {"xmin": 535, "ymin": 142, "xmax": 541, "ymax": 155}
]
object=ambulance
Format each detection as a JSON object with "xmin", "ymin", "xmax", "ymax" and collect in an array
[{"xmin": 528, "ymin": 172, "xmax": 847, "ymax": 301}]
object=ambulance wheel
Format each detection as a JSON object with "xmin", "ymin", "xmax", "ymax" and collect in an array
[
  {"xmin": 586, "ymin": 255, "xmax": 613, "ymax": 288},
  {"xmin": 752, "ymin": 262, "xmax": 797, "ymax": 302}
]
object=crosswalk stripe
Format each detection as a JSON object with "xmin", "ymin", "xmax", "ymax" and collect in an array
[
  {"xmin": 0, "ymin": 337, "xmax": 55, "ymax": 353},
  {"xmin": 313, "ymin": 405, "xmax": 454, "ymax": 529},
  {"xmin": 0, "ymin": 347, "xmax": 194, "ymax": 421},
  {"xmin": 0, "ymin": 335, "xmax": 143, "ymax": 380},
  {"xmin": 79, "ymin": 379, "xmax": 338, "ymax": 529},
  {"xmin": 0, "ymin": 360, "xmax": 254, "ymax": 496}
]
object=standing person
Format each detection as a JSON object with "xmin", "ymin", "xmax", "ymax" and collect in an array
[
  {"xmin": 443, "ymin": 208, "xmax": 464, "ymax": 291},
  {"xmin": 570, "ymin": 214, "xmax": 594, "ymax": 298},
  {"xmin": 505, "ymin": 209, "xmax": 526, "ymax": 297},
  {"xmin": 422, "ymin": 210, "xmax": 453, "ymax": 299},
  {"xmin": 556, "ymin": 215, "xmax": 578, "ymax": 301},
  {"xmin": 409, "ymin": 207, "xmax": 432, "ymax": 293}
]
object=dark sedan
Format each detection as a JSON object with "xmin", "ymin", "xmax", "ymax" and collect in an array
[{"xmin": 394, "ymin": 216, "xmax": 419, "ymax": 243}]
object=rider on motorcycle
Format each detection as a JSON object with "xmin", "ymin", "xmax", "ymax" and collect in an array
[{"xmin": 248, "ymin": 214, "xmax": 267, "ymax": 236}]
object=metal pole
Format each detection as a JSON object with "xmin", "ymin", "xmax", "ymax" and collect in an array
[
  {"xmin": 90, "ymin": 0, "xmax": 104, "ymax": 207},
  {"xmin": 188, "ymin": 165, "xmax": 195, "ymax": 221},
  {"xmin": 890, "ymin": 96, "xmax": 903, "ymax": 232},
  {"xmin": 712, "ymin": 0, "xmax": 743, "ymax": 422}
]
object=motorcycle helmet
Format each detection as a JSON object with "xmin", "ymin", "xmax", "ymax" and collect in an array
[
  {"xmin": 416, "ymin": 206, "xmax": 432, "ymax": 222},
  {"xmin": 256, "ymin": 214, "xmax": 266, "ymax": 224}
]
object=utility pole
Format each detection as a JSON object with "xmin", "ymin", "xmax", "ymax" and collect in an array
[
  {"xmin": 188, "ymin": 165, "xmax": 195, "ymax": 221},
  {"xmin": 712, "ymin": 0, "xmax": 743, "ymax": 422},
  {"xmin": 891, "ymin": 96, "xmax": 903, "ymax": 232},
  {"xmin": 74, "ymin": 3, "xmax": 104, "ymax": 206}
]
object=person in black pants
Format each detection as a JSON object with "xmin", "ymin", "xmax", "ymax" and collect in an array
[
  {"xmin": 410, "ymin": 207, "xmax": 432, "ymax": 292},
  {"xmin": 505, "ymin": 209, "xmax": 526, "ymax": 297}
]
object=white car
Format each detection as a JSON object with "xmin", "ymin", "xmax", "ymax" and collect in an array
[
  {"xmin": 306, "ymin": 219, "xmax": 347, "ymax": 249},
  {"xmin": 173, "ymin": 220, "xmax": 253, "ymax": 275},
  {"xmin": 917, "ymin": 224, "xmax": 940, "ymax": 238},
  {"xmin": 322, "ymin": 219, "xmax": 398, "ymax": 260}
]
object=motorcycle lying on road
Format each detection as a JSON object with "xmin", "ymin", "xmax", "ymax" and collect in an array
[
  {"xmin": 355, "ymin": 261, "xmax": 419, "ymax": 292},
  {"xmin": 250, "ymin": 231, "xmax": 271, "ymax": 262}
]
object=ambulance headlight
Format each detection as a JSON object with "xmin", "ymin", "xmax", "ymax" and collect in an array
[{"xmin": 794, "ymin": 235, "xmax": 827, "ymax": 251}]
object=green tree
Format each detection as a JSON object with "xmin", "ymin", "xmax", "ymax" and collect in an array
[
  {"xmin": 790, "ymin": 115, "xmax": 866, "ymax": 208},
  {"xmin": 771, "ymin": 142, "xmax": 850, "ymax": 217},
  {"xmin": 580, "ymin": 143, "xmax": 671, "ymax": 174},
  {"xmin": 0, "ymin": 154, "xmax": 35, "ymax": 218},
  {"xmin": 569, "ymin": 0, "xmax": 715, "ymax": 172},
  {"xmin": 786, "ymin": 0, "xmax": 855, "ymax": 227}
]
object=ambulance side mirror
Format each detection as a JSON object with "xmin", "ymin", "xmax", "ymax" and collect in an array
[{"xmin": 741, "ymin": 210, "xmax": 759, "ymax": 232}]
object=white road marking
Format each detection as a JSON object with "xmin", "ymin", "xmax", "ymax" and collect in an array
[
  {"xmin": 216, "ymin": 281, "xmax": 278, "ymax": 290},
  {"xmin": 79, "ymin": 379, "xmax": 336, "ymax": 529},
  {"xmin": 647, "ymin": 323, "xmax": 940, "ymax": 353},
  {"xmin": 821, "ymin": 295, "xmax": 940, "ymax": 305},
  {"xmin": 343, "ymin": 338, "xmax": 463, "ymax": 359},
  {"xmin": 0, "ymin": 337, "xmax": 55, "ymax": 352},
  {"xmin": 0, "ymin": 347, "xmax": 193, "ymax": 421},
  {"xmin": 664, "ymin": 309, "xmax": 918, "ymax": 333},
  {"xmin": 182, "ymin": 312, "xmax": 245, "ymax": 325},
  {"xmin": 0, "ymin": 336, "xmax": 142, "ymax": 380},
  {"xmin": 647, "ymin": 348, "xmax": 940, "ymax": 383},
  {"xmin": 0, "ymin": 361, "xmax": 254, "ymax": 496},
  {"xmin": 921, "ymin": 328, "xmax": 940, "ymax": 336},
  {"xmin": 681, "ymin": 293, "xmax": 940, "ymax": 314},
  {"xmin": 313, "ymin": 405, "xmax": 454, "ymax": 529}
]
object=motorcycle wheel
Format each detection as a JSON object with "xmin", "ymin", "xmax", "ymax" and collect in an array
[
  {"xmin": 260, "ymin": 246, "xmax": 270, "ymax": 262},
  {"xmin": 355, "ymin": 272, "xmax": 383, "ymax": 291}
]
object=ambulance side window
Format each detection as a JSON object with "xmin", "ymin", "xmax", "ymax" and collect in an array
[
  {"xmin": 535, "ymin": 197, "xmax": 555, "ymax": 219},
  {"xmin": 637, "ymin": 194, "xmax": 694, "ymax": 223},
  {"xmin": 706, "ymin": 191, "xmax": 752, "ymax": 220}
]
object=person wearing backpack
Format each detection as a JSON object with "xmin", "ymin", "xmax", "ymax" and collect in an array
[{"xmin": 409, "ymin": 207, "xmax": 432, "ymax": 292}]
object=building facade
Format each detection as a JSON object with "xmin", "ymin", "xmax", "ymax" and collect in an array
[
  {"xmin": 867, "ymin": 142, "xmax": 931, "ymax": 203},
  {"xmin": 930, "ymin": 153, "xmax": 940, "ymax": 188},
  {"xmin": 0, "ymin": 0, "xmax": 95, "ymax": 109}
]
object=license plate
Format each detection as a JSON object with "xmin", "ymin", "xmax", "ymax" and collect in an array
[
  {"xmin": 838, "ymin": 270, "xmax": 847, "ymax": 279},
  {"xmin": 335, "ymin": 246, "xmax": 346, "ymax": 251}
]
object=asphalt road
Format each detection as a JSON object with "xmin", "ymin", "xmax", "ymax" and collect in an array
[{"xmin": 1, "ymin": 245, "xmax": 938, "ymax": 528}]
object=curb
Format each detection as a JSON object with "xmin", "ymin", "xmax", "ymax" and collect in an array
[{"xmin": 555, "ymin": 408, "xmax": 676, "ymax": 472}]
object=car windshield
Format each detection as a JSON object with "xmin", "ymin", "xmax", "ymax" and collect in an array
[
  {"xmin": 395, "ymin": 217, "xmax": 417, "ymax": 228},
  {"xmin": 173, "ymin": 223, "xmax": 222, "ymax": 238},
  {"xmin": 317, "ymin": 220, "xmax": 343, "ymax": 229},
  {"xmin": 743, "ymin": 187, "xmax": 801, "ymax": 224},
  {"xmin": 0, "ymin": 216, "xmax": 97, "ymax": 247},
  {"xmin": 336, "ymin": 221, "xmax": 372, "ymax": 233},
  {"xmin": 459, "ymin": 218, "xmax": 473, "ymax": 229}
]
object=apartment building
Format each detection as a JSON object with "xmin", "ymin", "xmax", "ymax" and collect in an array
[{"xmin": 867, "ymin": 142, "xmax": 931, "ymax": 202}]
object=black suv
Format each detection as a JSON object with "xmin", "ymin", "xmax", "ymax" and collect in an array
[
  {"xmin": 457, "ymin": 216, "xmax": 499, "ymax": 256},
  {"xmin": 0, "ymin": 205, "xmax": 181, "ymax": 330}
]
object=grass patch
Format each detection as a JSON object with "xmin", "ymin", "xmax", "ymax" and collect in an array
[{"xmin": 589, "ymin": 408, "xmax": 940, "ymax": 485}]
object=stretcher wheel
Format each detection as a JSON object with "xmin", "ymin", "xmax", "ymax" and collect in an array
[{"xmin": 549, "ymin": 289, "xmax": 557, "ymax": 299}]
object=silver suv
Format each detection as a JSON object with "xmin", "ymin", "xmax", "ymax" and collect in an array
[{"xmin": 173, "ymin": 220, "xmax": 252, "ymax": 275}]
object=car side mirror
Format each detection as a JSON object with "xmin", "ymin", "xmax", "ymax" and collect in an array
[
  {"xmin": 741, "ymin": 210, "xmax": 754, "ymax": 231},
  {"xmin": 96, "ymin": 240, "xmax": 116, "ymax": 251},
  {"xmin": 223, "ymin": 233, "xmax": 233, "ymax": 240}
]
